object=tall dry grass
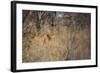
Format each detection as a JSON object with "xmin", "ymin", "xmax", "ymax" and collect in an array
[{"xmin": 22, "ymin": 23, "xmax": 90, "ymax": 62}]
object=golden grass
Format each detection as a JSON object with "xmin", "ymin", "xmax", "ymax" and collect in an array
[{"xmin": 22, "ymin": 24, "xmax": 90, "ymax": 62}]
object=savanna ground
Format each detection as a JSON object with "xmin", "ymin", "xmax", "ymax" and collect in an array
[{"xmin": 22, "ymin": 10, "xmax": 91, "ymax": 63}]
